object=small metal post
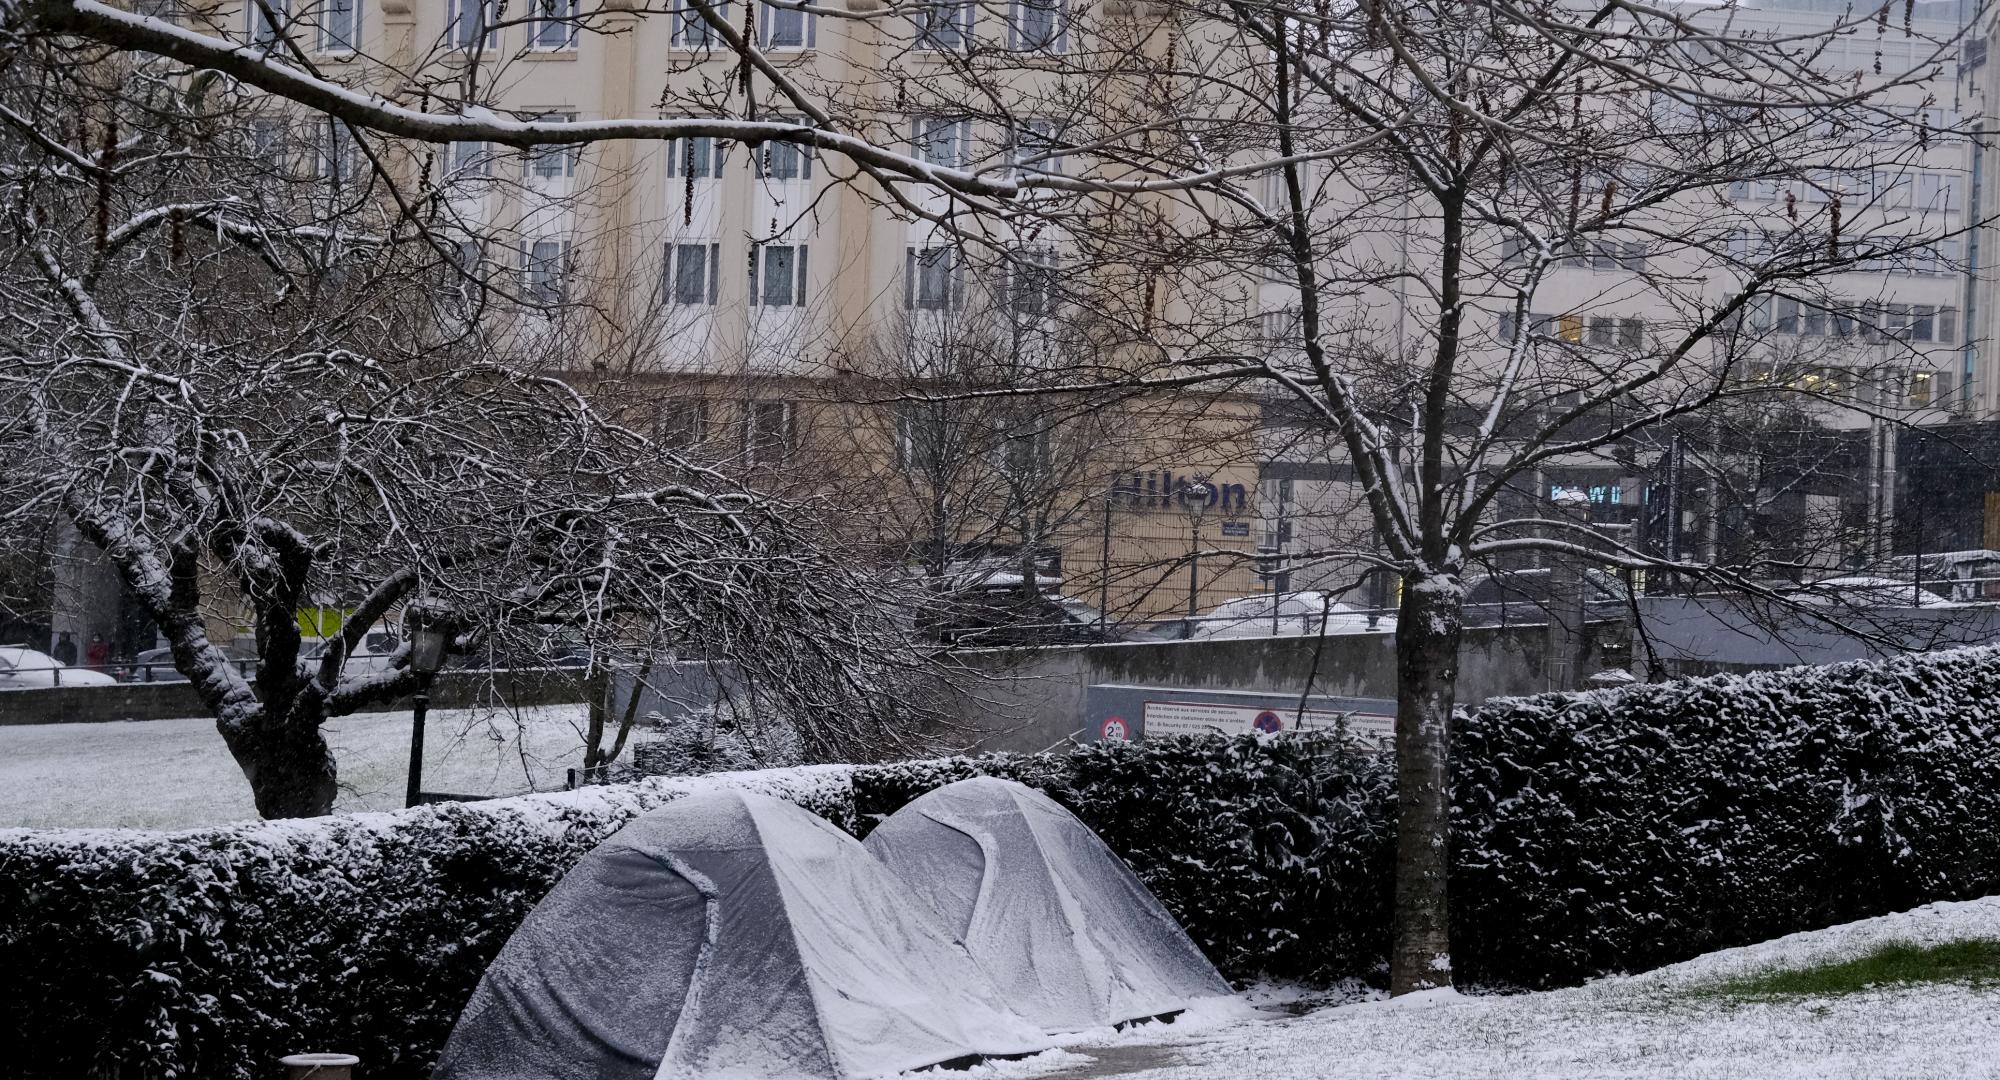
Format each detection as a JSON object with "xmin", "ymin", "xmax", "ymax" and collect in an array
[{"xmin": 405, "ymin": 691, "xmax": 429, "ymax": 809}]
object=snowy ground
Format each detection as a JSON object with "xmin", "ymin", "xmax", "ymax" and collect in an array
[
  {"xmin": 0, "ymin": 704, "xmax": 600, "ymax": 829},
  {"xmin": 980, "ymin": 897, "xmax": 2000, "ymax": 1080}
]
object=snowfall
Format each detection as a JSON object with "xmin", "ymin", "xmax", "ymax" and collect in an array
[
  {"xmin": 982, "ymin": 896, "xmax": 2000, "ymax": 1080},
  {"xmin": 0, "ymin": 704, "xmax": 595, "ymax": 828}
]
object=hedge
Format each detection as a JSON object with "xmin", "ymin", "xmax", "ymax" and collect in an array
[{"xmin": 7, "ymin": 647, "xmax": 2000, "ymax": 1078}]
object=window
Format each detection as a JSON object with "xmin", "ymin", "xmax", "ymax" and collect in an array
[
  {"xmin": 667, "ymin": 242, "xmax": 720, "ymax": 305},
  {"xmin": 656, "ymin": 398, "xmax": 709, "ymax": 448},
  {"xmin": 450, "ymin": 238, "xmax": 484, "ymax": 271},
  {"xmin": 906, "ymin": 246, "xmax": 965, "ymax": 310},
  {"xmin": 249, "ymin": 117, "xmax": 288, "ymax": 158},
  {"xmin": 917, "ymin": 1, "xmax": 973, "ymax": 50},
  {"xmin": 529, "ymin": 0, "xmax": 578, "ymax": 50},
  {"xmin": 1773, "ymin": 297, "xmax": 1799, "ymax": 336},
  {"xmin": 1009, "ymin": 0, "xmax": 1065, "ymax": 51},
  {"xmin": 317, "ymin": 0, "xmax": 359, "ymax": 51},
  {"xmin": 1009, "ymin": 119, "xmax": 1063, "ymax": 176},
  {"xmin": 755, "ymin": 123, "xmax": 813, "ymax": 180},
  {"xmin": 913, "ymin": 116, "xmax": 968, "ymax": 168},
  {"xmin": 316, "ymin": 121, "xmax": 358, "ymax": 183},
  {"xmin": 758, "ymin": 1, "xmax": 815, "ymax": 49},
  {"xmin": 1558, "ymin": 314, "xmax": 1582, "ymax": 343},
  {"xmin": 446, "ymin": 140, "xmax": 491, "ymax": 177},
  {"xmin": 1909, "ymin": 304, "xmax": 1936, "ymax": 343},
  {"xmin": 524, "ymin": 239, "xmax": 569, "ymax": 304},
  {"xmin": 450, "ymin": 0, "xmax": 498, "ymax": 49},
  {"xmin": 748, "ymin": 243, "xmax": 807, "ymax": 307},
  {"xmin": 744, "ymin": 401, "xmax": 797, "ymax": 463},
  {"xmin": 1619, "ymin": 317, "xmax": 1644, "ymax": 350},
  {"xmin": 1502, "ymin": 236, "xmax": 1530, "ymax": 266},
  {"xmin": 665, "ymin": 136, "xmax": 725, "ymax": 179},
  {"xmin": 674, "ymin": 0, "xmax": 729, "ymax": 45},
  {"xmin": 1008, "ymin": 252, "xmax": 1058, "ymax": 316},
  {"xmin": 248, "ymin": 0, "xmax": 290, "ymax": 45},
  {"xmin": 526, "ymin": 113, "xmax": 578, "ymax": 179},
  {"xmin": 1587, "ymin": 316, "xmax": 1614, "ymax": 346},
  {"xmin": 892, "ymin": 406, "xmax": 940, "ymax": 471}
]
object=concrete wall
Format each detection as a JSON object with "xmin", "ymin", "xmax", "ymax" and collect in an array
[
  {"xmin": 0, "ymin": 668, "xmax": 589, "ymax": 726},
  {"xmin": 946, "ymin": 623, "xmax": 1615, "ymax": 752}
]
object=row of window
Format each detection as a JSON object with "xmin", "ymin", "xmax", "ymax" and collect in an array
[
  {"xmin": 1726, "ymin": 230, "xmax": 1964, "ymax": 277},
  {"xmin": 1742, "ymin": 297, "xmax": 1959, "ymax": 345},
  {"xmin": 1498, "ymin": 313, "xmax": 1648, "ymax": 350},
  {"xmin": 1501, "ymin": 236, "xmax": 1648, "ymax": 272},
  {"xmin": 1738, "ymin": 362, "xmax": 1967, "ymax": 410},
  {"xmin": 1726, "ymin": 169, "xmax": 1963, "ymax": 212},
  {"xmin": 233, "ymin": 0, "xmax": 1064, "ymax": 55},
  {"xmin": 656, "ymin": 398, "xmax": 798, "ymax": 463},
  {"xmin": 660, "ymin": 241, "xmax": 1058, "ymax": 315}
]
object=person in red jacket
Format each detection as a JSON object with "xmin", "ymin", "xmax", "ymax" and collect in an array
[{"xmin": 84, "ymin": 632, "xmax": 110, "ymax": 672}]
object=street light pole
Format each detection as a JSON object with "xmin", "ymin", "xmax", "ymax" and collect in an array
[
  {"xmin": 402, "ymin": 602, "xmax": 454, "ymax": 809},
  {"xmin": 1181, "ymin": 477, "xmax": 1214, "ymax": 639}
]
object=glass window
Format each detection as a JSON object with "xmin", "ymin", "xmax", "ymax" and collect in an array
[
  {"xmin": 318, "ymin": 0, "xmax": 359, "ymax": 51},
  {"xmin": 906, "ymin": 247, "xmax": 963, "ymax": 310},
  {"xmin": 675, "ymin": 0, "xmax": 729, "ymax": 46},
  {"xmin": 759, "ymin": 1, "xmax": 813, "ymax": 48},
  {"xmin": 249, "ymin": 0, "xmax": 289, "ymax": 46},
  {"xmin": 750, "ymin": 244, "xmax": 806, "ymax": 307},
  {"xmin": 913, "ymin": 116, "xmax": 966, "ymax": 168},
  {"xmin": 1588, "ymin": 316, "xmax": 1614, "ymax": 346},
  {"xmin": 666, "ymin": 136, "xmax": 723, "ymax": 179},
  {"xmin": 450, "ymin": 0, "xmax": 497, "ymax": 48},
  {"xmin": 1009, "ymin": 252, "xmax": 1057, "ymax": 316},
  {"xmin": 1619, "ymin": 317, "xmax": 1644, "ymax": 350},
  {"xmin": 745, "ymin": 401, "xmax": 796, "ymax": 463},
  {"xmin": 1010, "ymin": 0, "xmax": 1065, "ymax": 51},
  {"xmin": 657, "ymin": 398, "xmax": 708, "ymax": 448},
  {"xmin": 525, "ymin": 239, "xmax": 568, "ymax": 304},
  {"xmin": 527, "ymin": 113, "xmax": 578, "ymax": 179},
  {"xmin": 917, "ymin": 1, "xmax": 973, "ymax": 50},
  {"xmin": 756, "ymin": 123, "xmax": 812, "ymax": 180},
  {"xmin": 1909, "ymin": 305, "xmax": 1936, "ymax": 343},
  {"xmin": 447, "ymin": 140, "xmax": 490, "ymax": 177},
  {"xmin": 530, "ymin": 0, "xmax": 578, "ymax": 50},
  {"xmin": 669, "ymin": 243, "xmax": 719, "ymax": 305},
  {"xmin": 1010, "ymin": 119, "xmax": 1063, "ymax": 176}
]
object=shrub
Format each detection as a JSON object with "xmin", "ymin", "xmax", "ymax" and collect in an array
[
  {"xmin": 0, "ymin": 767, "xmax": 852, "ymax": 1080},
  {"xmin": 10, "ymin": 647, "xmax": 2000, "ymax": 1077}
]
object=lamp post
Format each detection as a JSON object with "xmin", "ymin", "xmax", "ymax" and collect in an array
[
  {"xmin": 1181, "ymin": 477, "xmax": 1215, "ymax": 639},
  {"xmin": 402, "ymin": 604, "xmax": 453, "ymax": 809}
]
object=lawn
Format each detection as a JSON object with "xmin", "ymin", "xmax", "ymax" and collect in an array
[
  {"xmin": 986, "ymin": 896, "xmax": 2000, "ymax": 1079},
  {"xmin": 0, "ymin": 703, "xmax": 602, "ymax": 829}
]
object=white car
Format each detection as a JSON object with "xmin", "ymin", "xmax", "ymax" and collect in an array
[
  {"xmin": 1189, "ymin": 592, "xmax": 1397, "ymax": 639},
  {"xmin": 0, "ymin": 646, "xmax": 118, "ymax": 689},
  {"xmin": 1790, "ymin": 576, "xmax": 1957, "ymax": 609}
]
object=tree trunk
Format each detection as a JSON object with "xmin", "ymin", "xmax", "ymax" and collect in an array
[
  {"xmin": 227, "ymin": 720, "xmax": 339, "ymax": 818},
  {"xmin": 1390, "ymin": 571, "xmax": 1465, "ymax": 994}
]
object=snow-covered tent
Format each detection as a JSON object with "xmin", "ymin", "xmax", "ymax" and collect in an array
[
  {"xmin": 863, "ymin": 777, "xmax": 1234, "ymax": 1033},
  {"xmin": 434, "ymin": 789, "xmax": 1050, "ymax": 1080}
]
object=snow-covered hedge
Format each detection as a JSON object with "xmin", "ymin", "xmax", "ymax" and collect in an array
[
  {"xmin": 8, "ymin": 647, "xmax": 2000, "ymax": 1077},
  {"xmin": 1451, "ymin": 646, "xmax": 2000, "ymax": 988},
  {"xmin": 0, "ymin": 768, "xmax": 852, "ymax": 1080}
]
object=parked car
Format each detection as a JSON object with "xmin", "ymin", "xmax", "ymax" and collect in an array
[
  {"xmin": 0, "ymin": 646, "xmax": 118, "ymax": 689},
  {"xmin": 1187, "ymin": 592, "xmax": 1397, "ymax": 639},
  {"xmin": 1461, "ymin": 567, "xmax": 1632, "ymax": 627},
  {"xmin": 929, "ymin": 589, "xmax": 1139, "ymax": 647},
  {"xmin": 1788, "ymin": 575, "xmax": 1956, "ymax": 609}
]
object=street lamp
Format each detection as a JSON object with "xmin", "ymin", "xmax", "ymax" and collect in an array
[
  {"xmin": 402, "ymin": 603, "xmax": 453, "ymax": 809},
  {"xmin": 1181, "ymin": 477, "xmax": 1216, "ymax": 638}
]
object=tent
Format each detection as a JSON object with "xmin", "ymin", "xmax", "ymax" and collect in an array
[
  {"xmin": 863, "ymin": 777, "xmax": 1234, "ymax": 1033},
  {"xmin": 434, "ymin": 789, "xmax": 1049, "ymax": 1080}
]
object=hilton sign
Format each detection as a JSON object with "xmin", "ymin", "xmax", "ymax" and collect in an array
[{"xmin": 1110, "ymin": 470, "xmax": 1249, "ymax": 513}]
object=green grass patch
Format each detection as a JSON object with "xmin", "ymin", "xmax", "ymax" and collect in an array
[{"xmin": 1694, "ymin": 939, "xmax": 2000, "ymax": 1001}]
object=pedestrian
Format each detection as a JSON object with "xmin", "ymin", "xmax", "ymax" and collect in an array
[
  {"xmin": 84, "ymin": 632, "xmax": 110, "ymax": 672},
  {"xmin": 51, "ymin": 631, "xmax": 78, "ymax": 667}
]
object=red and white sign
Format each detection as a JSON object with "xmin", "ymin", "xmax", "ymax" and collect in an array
[{"xmin": 1141, "ymin": 699, "xmax": 1393, "ymax": 746}]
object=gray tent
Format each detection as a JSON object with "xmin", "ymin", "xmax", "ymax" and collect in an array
[
  {"xmin": 863, "ymin": 777, "xmax": 1233, "ymax": 1033},
  {"xmin": 435, "ymin": 789, "xmax": 1049, "ymax": 1080}
]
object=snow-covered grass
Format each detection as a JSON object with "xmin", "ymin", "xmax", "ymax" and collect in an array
[
  {"xmin": 984, "ymin": 897, "xmax": 2000, "ymax": 1079},
  {"xmin": 0, "ymin": 704, "xmax": 603, "ymax": 829}
]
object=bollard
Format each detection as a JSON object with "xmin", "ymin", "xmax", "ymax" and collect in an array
[{"xmin": 280, "ymin": 1053, "xmax": 359, "ymax": 1080}]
